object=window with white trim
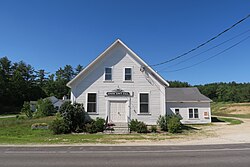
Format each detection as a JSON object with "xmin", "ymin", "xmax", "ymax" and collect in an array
[
  {"xmin": 139, "ymin": 93, "xmax": 149, "ymax": 113},
  {"xmin": 104, "ymin": 67, "xmax": 112, "ymax": 81},
  {"xmin": 87, "ymin": 93, "xmax": 97, "ymax": 113},
  {"xmin": 189, "ymin": 108, "xmax": 199, "ymax": 119},
  {"xmin": 124, "ymin": 68, "xmax": 132, "ymax": 81}
]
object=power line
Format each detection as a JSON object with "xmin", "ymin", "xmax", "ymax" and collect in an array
[
  {"xmin": 158, "ymin": 29, "xmax": 250, "ymax": 71},
  {"xmin": 159, "ymin": 35, "xmax": 250, "ymax": 73},
  {"xmin": 150, "ymin": 13, "xmax": 250, "ymax": 67}
]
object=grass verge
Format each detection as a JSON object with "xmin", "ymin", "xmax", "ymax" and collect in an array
[{"xmin": 0, "ymin": 116, "xmax": 191, "ymax": 145}]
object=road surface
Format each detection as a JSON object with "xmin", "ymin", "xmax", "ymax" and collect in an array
[{"xmin": 0, "ymin": 144, "xmax": 250, "ymax": 167}]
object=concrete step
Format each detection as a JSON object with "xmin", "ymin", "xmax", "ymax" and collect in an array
[{"xmin": 104, "ymin": 122, "xmax": 129, "ymax": 134}]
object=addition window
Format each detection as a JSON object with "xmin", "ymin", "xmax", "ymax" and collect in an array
[
  {"xmin": 124, "ymin": 68, "xmax": 132, "ymax": 81},
  {"xmin": 189, "ymin": 108, "xmax": 199, "ymax": 119},
  {"xmin": 175, "ymin": 109, "xmax": 180, "ymax": 115},
  {"xmin": 139, "ymin": 93, "xmax": 149, "ymax": 113},
  {"xmin": 87, "ymin": 93, "xmax": 97, "ymax": 113},
  {"xmin": 104, "ymin": 67, "xmax": 112, "ymax": 81}
]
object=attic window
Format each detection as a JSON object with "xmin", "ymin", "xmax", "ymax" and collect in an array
[
  {"xmin": 104, "ymin": 67, "xmax": 112, "ymax": 81},
  {"xmin": 124, "ymin": 68, "xmax": 132, "ymax": 81}
]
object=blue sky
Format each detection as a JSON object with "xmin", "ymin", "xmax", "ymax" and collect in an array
[{"xmin": 0, "ymin": 0, "xmax": 249, "ymax": 85}]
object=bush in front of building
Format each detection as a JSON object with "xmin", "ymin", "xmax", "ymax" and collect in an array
[
  {"xmin": 167, "ymin": 115, "xmax": 182, "ymax": 133},
  {"xmin": 95, "ymin": 117, "xmax": 106, "ymax": 132},
  {"xmin": 129, "ymin": 119, "xmax": 148, "ymax": 133},
  {"xmin": 157, "ymin": 115, "xmax": 168, "ymax": 131},
  {"xmin": 84, "ymin": 117, "xmax": 106, "ymax": 133},
  {"xmin": 157, "ymin": 115, "xmax": 182, "ymax": 133},
  {"xmin": 59, "ymin": 102, "xmax": 85, "ymax": 132},
  {"xmin": 150, "ymin": 125, "xmax": 157, "ymax": 133},
  {"xmin": 50, "ymin": 118, "xmax": 70, "ymax": 134}
]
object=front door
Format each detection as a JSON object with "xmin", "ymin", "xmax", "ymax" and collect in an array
[{"xmin": 109, "ymin": 101, "xmax": 126, "ymax": 122}]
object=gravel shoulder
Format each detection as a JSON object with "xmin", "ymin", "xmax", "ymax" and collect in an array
[{"xmin": 111, "ymin": 117, "xmax": 250, "ymax": 146}]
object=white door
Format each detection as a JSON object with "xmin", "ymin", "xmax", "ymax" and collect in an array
[{"xmin": 109, "ymin": 101, "xmax": 126, "ymax": 122}]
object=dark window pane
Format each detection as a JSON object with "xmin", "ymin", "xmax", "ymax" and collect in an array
[
  {"xmin": 125, "ymin": 68, "xmax": 132, "ymax": 80},
  {"xmin": 125, "ymin": 68, "xmax": 131, "ymax": 74},
  {"xmin": 105, "ymin": 74, "xmax": 112, "ymax": 80},
  {"xmin": 140, "ymin": 94, "xmax": 148, "ymax": 103},
  {"xmin": 189, "ymin": 109, "xmax": 193, "ymax": 118},
  {"xmin": 105, "ymin": 68, "xmax": 111, "ymax": 73},
  {"xmin": 140, "ymin": 104, "xmax": 148, "ymax": 113},
  {"xmin": 105, "ymin": 68, "xmax": 112, "ymax": 80},
  {"xmin": 175, "ymin": 109, "xmax": 179, "ymax": 115},
  {"xmin": 88, "ymin": 93, "xmax": 96, "ymax": 102},
  {"xmin": 87, "ymin": 103, "xmax": 96, "ymax": 113},
  {"xmin": 194, "ymin": 109, "xmax": 199, "ymax": 118},
  {"xmin": 125, "ymin": 74, "xmax": 131, "ymax": 80}
]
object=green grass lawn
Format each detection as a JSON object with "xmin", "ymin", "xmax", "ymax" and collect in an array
[
  {"xmin": 211, "ymin": 102, "xmax": 250, "ymax": 119},
  {"xmin": 0, "ymin": 116, "xmax": 182, "ymax": 145}
]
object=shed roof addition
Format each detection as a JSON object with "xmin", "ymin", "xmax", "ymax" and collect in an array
[{"xmin": 166, "ymin": 87, "xmax": 212, "ymax": 102}]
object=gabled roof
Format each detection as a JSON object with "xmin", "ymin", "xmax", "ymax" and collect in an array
[
  {"xmin": 67, "ymin": 39, "xmax": 169, "ymax": 87},
  {"xmin": 166, "ymin": 87, "xmax": 212, "ymax": 102}
]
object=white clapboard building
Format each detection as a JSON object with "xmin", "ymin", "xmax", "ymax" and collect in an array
[{"xmin": 67, "ymin": 39, "xmax": 212, "ymax": 126}]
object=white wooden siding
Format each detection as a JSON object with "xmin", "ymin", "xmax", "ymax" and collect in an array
[
  {"xmin": 166, "ymin": 102, "xmax": 211, "ymax": 124},
  {"xmin": 71, "ymin": 44, "xmax": 165, "ymax": 125}
]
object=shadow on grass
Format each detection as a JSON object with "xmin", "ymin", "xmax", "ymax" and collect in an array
[
  {"xmin": 181, "ymin": 125, "xmax": 200, "ymax": 131},
  {"xmin": 211, "ymin": 116, "xmax": 226, "ymax": 123}
]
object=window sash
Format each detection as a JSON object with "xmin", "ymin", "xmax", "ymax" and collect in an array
[
  {"xmin": 124, "ymin": 68, "xmax": 132, "ymax": 80},
  {"xmin": 189, "ymin": 109, "xmax": 193, "ymax": 118},
  {"xmin": 105, "ymin": 68, "xmax": 112, "ymax": 80},
  {"xmin": 194, "ymin": 109, "xmax": 199, "ymax": 118},
  {"xmin": 87, "ymin": 93, "xmax": 97, "ymax": 112},
  {"xmin": 189, "ymin": 108, "xmax": 199, "ymax": 119},
  {"xmin": 139, "ymin": 93, "xmax": 149, "ymax": 113}
]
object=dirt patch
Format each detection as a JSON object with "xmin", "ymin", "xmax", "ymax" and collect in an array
[{"xmin": 226, "ymin": 106, "xmax": 250, "ymax": 115}]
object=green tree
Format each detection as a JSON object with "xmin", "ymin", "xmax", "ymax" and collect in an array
[
  {"xmin": 35, "ymin": 99, "xmax": 55, "ymax": 117},
  {"xmin": 21, "ymin": 101, "xmax": 33, "ymax": 119}
]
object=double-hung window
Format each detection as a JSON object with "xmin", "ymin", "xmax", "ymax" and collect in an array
[
  {"xmin": 189, "ymin": 108, "xmax": 199, "ymax": 119},
  {"xmin": 87, "ymin": 93, "xmax": 97, "ymax": 113},
  {"xmin": 104, "ymin": 67, "xmax": 112, "ymax": 81},
  {"xmin": 139, "ymin": 93, "xmax": 149, "ymax": 114},
  {"xmin": 124, "ymin": 68, "xmax": 132, "ymax": 81}
]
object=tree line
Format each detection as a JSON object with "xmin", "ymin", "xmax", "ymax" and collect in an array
[
  {"xmin": 0, "ymin": 56, "xmax": 83, "ymax": 114},
  {"xmin": 1, "ymin": 57, "xmax": 249, "ymax": 114}
]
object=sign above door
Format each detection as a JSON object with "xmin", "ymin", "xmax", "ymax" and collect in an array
[{"xmin": 106, "ymin": 88, "xmax": 131, "ymax": 96}]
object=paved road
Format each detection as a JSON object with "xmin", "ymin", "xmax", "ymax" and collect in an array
[{"xmin": 1, "ymin": 144, "xmax": 250, "ymax": 167}]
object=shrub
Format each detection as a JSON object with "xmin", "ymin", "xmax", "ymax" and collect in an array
[
  {"xmin": 168, "ymin": 115, "xmax": 182, "ymax": 133},
  {"xmin": 129, "ymin": 119, "xmax": 140, "ymax": 132},
  {"xmin": 85, "ymin": 121, "xmax": 97, "ymax": 134},
  {"xmin": 129, "ymin": 119, "xmax": 148, "ymax": 133},
  {"xmin": 151, "ymin": 125, "xmax": 157, "ymax": 133},
  {"xmin": 21, "ymin": 101, "xmax": 33, "ymax": 119},
  {"xmin": 136, "ymin": 122, "xmax": 148, "ymax": 133},
  {"xmin": 35, "ymin": 99, "xmax": 55, "ymax": 117},
  {"xmin": 59, "ymin": 102, "xmax": 85, "ymax": 132},
  {"xmin": 157, "ymin": 115, "xmax": 168, "ymax": 131},
  {"xmin": 84, "ymin": 118, "xmax": 105, "ymax": 133},
  {"xmin": 50, "ymin": 119, "xmax": 70, "ymax": 134},
  {"xmin": 95, "ymin": 117, "xmax": 105, "ymax": 132}
]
